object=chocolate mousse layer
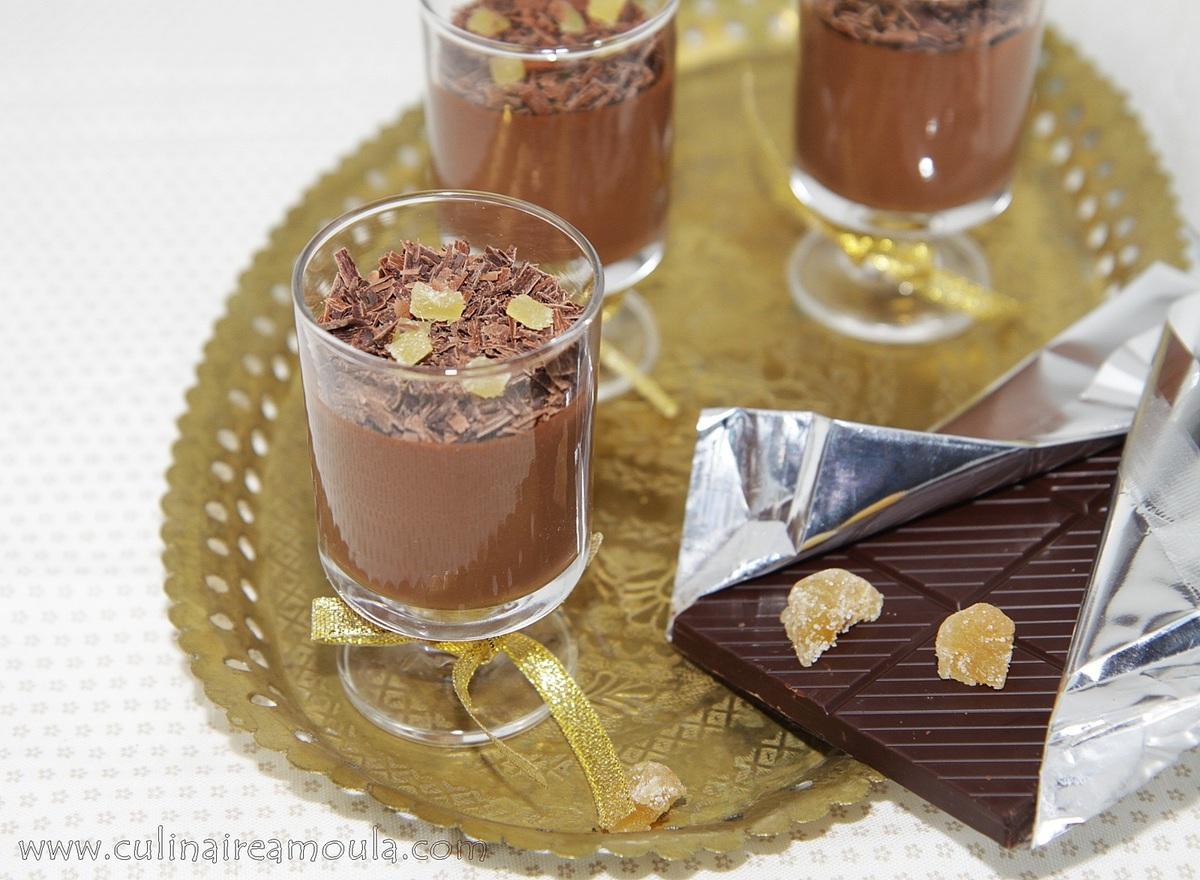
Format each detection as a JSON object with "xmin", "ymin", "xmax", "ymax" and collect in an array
[
  {"xmin": 305, "ymin": 240, "xmax": 592, "ymax": 611},
  {"xmin": 794, "ymin": 0, "xmax": 1043, "ymax": 215},
  {"xmin": 426, "ymin": 1, "xmax": 674, "ymax": 266}
]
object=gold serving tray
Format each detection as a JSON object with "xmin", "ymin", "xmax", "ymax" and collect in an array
[{"xmin": 163, "ymin": 0, "xmax": 1189, "ymax": 860}]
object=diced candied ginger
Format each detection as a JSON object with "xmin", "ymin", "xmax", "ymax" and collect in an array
[
  {"xmin": 611, "ymin": 761, "xmax": 686, "ymax": 832},
  {"xmin": 488, "ymin": 55, "xmax": 526, "ymax": 86},
  {"xmin": 780, "ymin": 569, "xmax": 884, "ymax": 667},
  {"xmin": 386, "ymin": 324, "xmax": 432, "ymax": 366},
  {"xmin": 409, "ymin": 281, "xmax": 465, "ymax": 322},
  {"xmin": 506, "ymin": 294, "xmax": 553, "ymax": 330},
  {"xmin": 462, "ymin": 356, "xmax": 509, "ymax": 399},
  {"xmin": 936, "ymin": 603, "xmax": 1014, "ymax": 689},
  {"xmin": 465, "ymin": 7, "xmax": 510, "ymax": 37},
  {"xmin": 587, "ymin": 0, "xmax": 625, "ymax": 26},
  {"xmin": 551, "ymin": 0, "xmax": 586, "ymax": 33}
]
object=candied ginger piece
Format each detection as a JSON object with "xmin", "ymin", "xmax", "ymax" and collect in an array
[
  {"xmin": 409, "ymin": 281, "xmax": 465, "ymax": 322},
  {"xmin": 386, "ymin": 323, "xmax": 433, "ymax": 366},
  {"xmin": 587, "ymin": 0, "xmax": 625, "ymax": 26},
  {"xmin": 462, "ymin": 356, "xmax": 509, "ymax": 399},
  {"xmin": 465, "ymin": 7, "xmax": 510, "ymax": 37},
  {"xmin": 551, "ymin": 0, "xmax": 586, "ymax": 33},
  {"xmin": 611, "ymin": 761, "xmax": 687, "ymax": 832},
  {"xmin": 506, "ymin": 294, "xmax": 553, "ymax": 330},
  {"xmin": 488, "ymin": 55, "xmax": 525, "ymax": 86},
  {"xmin": 936, "ymin": 603, "xmax": 1014, "ymax": 689},
  {"xmin": 780, "ymin": 568, "xmax": 884, "ymax": 667}
]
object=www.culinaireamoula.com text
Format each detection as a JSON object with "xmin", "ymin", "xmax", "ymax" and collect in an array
[{"xmin": 15, "ymin": 824, "xmax": 489, "ymax": 865}]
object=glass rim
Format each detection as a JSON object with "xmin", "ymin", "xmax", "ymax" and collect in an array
[
  {"xmin": 418, "ymin": 0, "xmax": 679, "ymax": 61},
  {"xmin": 291, "ymin": 189, "xmax": 605, "ymax": 380}
]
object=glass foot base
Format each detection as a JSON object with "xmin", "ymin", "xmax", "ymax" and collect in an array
[
  {"xmin": 787, "ymin": 231, "xmax": 988, "ymax": 345},
  {"xmin": 338, "ymin": 610, "xmax": 577, "ymax": 747},
  {"xmin": 603, "ymin": 239, "xmax": 664, "ymax": 293},
  {"xmin": 598, "ymin": 288, "xmax": 660, "ymax": 403}
]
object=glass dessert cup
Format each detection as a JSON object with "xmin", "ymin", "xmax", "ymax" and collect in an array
[
  {"xmin": 420, "ymin": 0, "xmax": 677, "ymax": 400},
  {"xmin": 788, "ymin": 0, "xmax": 1045, "ymax": 345},
  {"xmin": 293, "ymin": 191, "xmax": 603, "ymax": 745}
]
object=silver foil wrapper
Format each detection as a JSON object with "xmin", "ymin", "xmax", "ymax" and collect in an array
[
  {"xmin": 669, "ymin": 263, "xmax": 1200, "ymax": 843},
  {"xmin": 1034, "ymin": 290, "xmax": 1200, "ymax": 845}
]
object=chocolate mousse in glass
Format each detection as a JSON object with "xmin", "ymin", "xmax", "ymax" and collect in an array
[
  {"xmin": 293, "ymin": 191, "xmax": 603, "ymax": 744},
  {"xmin": 421, "ymin": 0, "xmax": 677, "ymax": 399},
  {"xmin": 788, "ymin": 0, "xmax": 1045, "ymax": 344}
]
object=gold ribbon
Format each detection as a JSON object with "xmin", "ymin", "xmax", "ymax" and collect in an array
[
  {"xmin": 599, "ymin": 340, "xmax": 680, "ymax": 419},
  {"xmin": 310, "ymin": 537, "xmax": 638, "ymax": 832},
  {"xmin": 598, "ymin": 294, "xmax": 679, "ymax": 420},
  {"xmin": 740, "ymin": 66, "xmax": 1021, "ymax": 322}
]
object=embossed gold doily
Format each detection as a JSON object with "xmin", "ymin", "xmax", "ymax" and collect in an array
[{"xmin": 163, "ymin": 1, "xmax": 1188, "ymax": 861}]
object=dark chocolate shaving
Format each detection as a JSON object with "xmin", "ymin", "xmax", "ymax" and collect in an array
[
  {"xmin": 440, "ymin": 0, "xmax": 669, "ymax": 115},
  {"xmin": 317, "ymin": 240, "xmax": 583, "ymax": 368},
  {"xmin": 814, "ymin": 0, "xmax": 1039, "ymax": 51},
  {"xmin": 313, "ymin": 240, "xmax": 588, "ymax": 444},
  {"xmin": 454, "ymin": 0, "xmax": 646, "ymax": 49}
]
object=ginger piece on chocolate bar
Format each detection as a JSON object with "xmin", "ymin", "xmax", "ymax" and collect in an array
[
  {"xmin": 409, "ymin": 281, "xmax": 465, "ymax": 322},
  {"xmin": 462, "ymin": 356, "xmax": 510, "ymax": 399},
  {"xmin": 780, "ymin": 569, "xmax": 884, "ymax": 667},
  {"xmin": 465, "ymin": 7, "xmax": 510, "ymax": 37},
  {"xmin": 488, "ymin": 55, "xmax": 525, "ymax": 86},
  {"xmin": 506, "ymin": 294, "xmax": 553, "ymax": 330},
  {"xmin": 936, "ymin": 603, "xmax": 1015, "ymax": 689},
  {"xmin": 386, "ymin": 323, "xmax": 433, "ymax": 366},
  {"xmin": 612, "ymin": 761, "xmax": 687, "ymax": 832}
]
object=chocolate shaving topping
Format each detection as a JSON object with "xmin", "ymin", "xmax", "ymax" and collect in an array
[
  {"xmin": 318, "ymin": 240, "xmax": 583, "ymax": 367},
  {"xmin": 814, "ymin": 0, "xmax": 1039, "ymax": 51},
  {"xmin": 441, "ymin": 0, "xmax": 669, "ymax": 115},
  {"xmin": 456, "ymin": 0, "xmax": 645, "ymax": 49},
  {"xmin": 313, "ymin": 240, "xmax": 588, "ymax": 444}
]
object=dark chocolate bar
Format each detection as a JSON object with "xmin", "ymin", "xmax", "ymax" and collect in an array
[{"xmin": 672, "ymin": 444, "xmax": 1123, "ymax": 846}]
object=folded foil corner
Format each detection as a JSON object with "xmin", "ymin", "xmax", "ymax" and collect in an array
[{"xmin": 1034, "ymin": 289, "xmax": 1200, "ymax": 845}]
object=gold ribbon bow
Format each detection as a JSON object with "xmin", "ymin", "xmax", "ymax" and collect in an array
[{"xmin": 310, "ymin": 538, "xmax": 638, "ymax": 832}]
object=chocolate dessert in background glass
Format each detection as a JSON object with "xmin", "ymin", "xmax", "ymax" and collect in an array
[
  {"xmin": 293, "ymin": 191, "xmax": 603, "ymax": 744},
  {"xmin": 420, "ymin": 0, "xmax": 677, "ymax": 400},
  {"xmin": 788, "ymin": 0, "xmax": 1045, "ymax": 344}
]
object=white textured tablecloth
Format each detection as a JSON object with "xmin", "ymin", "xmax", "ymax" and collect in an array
[{"xmin": 2, "ymin": 1, "xmax": 1198, "ymax": 877}]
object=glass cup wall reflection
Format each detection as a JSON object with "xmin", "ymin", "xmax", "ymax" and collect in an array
[{"xmin": 788, "ymin": 0, "xmax": 1046, "ymax": 344}]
